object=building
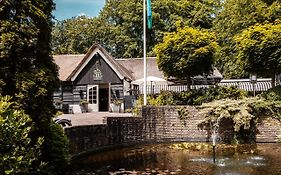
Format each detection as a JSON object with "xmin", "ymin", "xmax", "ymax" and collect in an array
[
  {"xmin": 54, "ymin": 44, "xmax": 132, "ymax": 113},
  {"xmin": 54, "ymin": 44, "xmax": 177, "ymax": 113},
  {"xmin": 54, "ymin": 44, "xmax": 244, "ymax": 113}
]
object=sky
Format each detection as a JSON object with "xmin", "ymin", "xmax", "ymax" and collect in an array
[{"xmin": 53, "ymin": 0, "xmax": 106, "ymax": 21}]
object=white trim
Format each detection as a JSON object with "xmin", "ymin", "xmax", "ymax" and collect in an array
[
  {"xmin": 98, "ymin": 51, "xmax": 125, "ymax": 80},
  {"xmin": 87, "ymin": 85, "xmax": 99, "ymax": 112},
  {"xmin": 71, "ymin": 48, "xmax": 125, "ymax": 81}
]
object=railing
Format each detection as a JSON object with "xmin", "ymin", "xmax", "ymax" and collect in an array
[{"xmin": 135, "ymin": 79, "xmax": 273, "ymax": 95}]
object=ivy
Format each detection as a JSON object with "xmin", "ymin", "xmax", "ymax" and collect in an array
[
  {"xmin": 198, "ymin": 97, "xmax": 281, "ymax": 143},
  {"xmin": 177, "ymin": 107, "xmax": 189, "ymax": 126}
]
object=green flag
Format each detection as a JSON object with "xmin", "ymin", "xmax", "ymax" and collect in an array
[{"xmin": 147, "ymin": 0, "xmax": 152, "ymax": 29}]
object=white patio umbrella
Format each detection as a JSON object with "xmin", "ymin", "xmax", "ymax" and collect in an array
[
  {"xmin": 131, "ymin": 76, "xmax": 169, "ymax": 85},
  {"xmin": 132, "ymin": 76, "xmax": 171, "ymax": 94}
]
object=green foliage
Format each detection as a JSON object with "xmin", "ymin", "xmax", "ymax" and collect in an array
[
  {"xmin": 198, "ymin": 97, "xmax": 281, "ymax": 143},
  {"xmin": 199, "ymin": 98, "xmax": 258, "ymax": 143},
  {"xmin": 177, "ymin": 107, "xmax": 189, "ymax": 126},
  {"xmin": 0, "ymin": 1, "xmax": 69, "ymax": 174},
  {"xmin": 154, "ymin": 91, "xmax": 176, "ymax": 105},
  {"xmin": 169, "ymin": 142, "xmax": 258, "ymax": 154},
  {"xmin": 41, "ymin": 122, "xmax": 69, "ymax": 174},
  {"xmin": 50, "ymin": 0, "xmax": 281, "ymax": 79},
  {"xmin": 155, "ymin": 27, "xmax": 218, "ymax": 88},
  {"xmin": 156, "ymin": 86, "xmax": 246, "ymax": 106},
  {"xmin": 52, "ymin": 16, "xmax": 104, "ymax": 54},
  {"xmin": 52, "ymin": 0, "xmax": 221, "ymax": 58},
  {"xmin": 0, "ymin": 0, "xmax": 59, "ymax": 119},
  {"xmin": 0, "ymin": 96, "xmax": 44, "ymax": 174},
  {"xmin": 248, "ymin": 99, "xmax": 281, "ymax": 121},
  {"xmin": 213, "ymin": 0, "xmax": 281, "ymax": 78},
  {"xmin": 235, "ymin": 23, "xmax": 281, "ymax": 85},
  {"xmin": 169, "ymin": 142, "xmax": 211, "ymax": 151},
  {"xmin": 130, "ymin": 95, "xmax": 162, "ymax": 116},
  {"xmin": 262, "ymin": 86, "xmax": 281, "ymax": 101}
]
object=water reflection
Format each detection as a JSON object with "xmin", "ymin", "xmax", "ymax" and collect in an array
[{"xmin": 69, "ymin": 143, "xmax": 281, "ymax": 175}]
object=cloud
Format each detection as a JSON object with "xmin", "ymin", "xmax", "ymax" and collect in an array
[{"xmin": 78, "ymin": 12, "xmax": 87, "ymax": 16}]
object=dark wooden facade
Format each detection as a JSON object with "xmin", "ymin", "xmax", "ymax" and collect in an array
[
  {"xmin": 54, "ymin": 53, "xmax": 125, "ymax": 112},
  {"xmin": 74, "ymin": 54, "xmax": 122, "ymax": 85}
]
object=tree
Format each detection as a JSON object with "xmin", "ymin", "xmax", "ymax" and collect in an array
[
  {"xmin": 0, "ymin": 0, "xmax": 68, "ymax": 173},
  {"xmin": 213, "ymin": 0, "xmax": 281, "ymax": 78},
  {"xmin": 235, "ymin": 23, "xmax": 281, "ymax": 87},
  {"xmin": 52, "ymin": 0, "xmax": 221, "ymax": 58},
  {"xmin": 0, "ymin": 96, "xmax": 44, "ymax": 174},
  {"xmin": 52, "ymin": 16, "xmax": 107, "ymax": 54},
  {"xmin": 154, "ymin": 27, "xmax": 218, "ymax": 89}
]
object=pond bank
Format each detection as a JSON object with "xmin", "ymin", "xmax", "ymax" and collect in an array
[{"xmin": 65, "ymin": 106, "xmax": 281, "ymax": 158}]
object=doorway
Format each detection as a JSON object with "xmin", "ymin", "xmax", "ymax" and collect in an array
[{"xmin": 99, "ymin": 85, "xmax": 109, "ymax": 111}]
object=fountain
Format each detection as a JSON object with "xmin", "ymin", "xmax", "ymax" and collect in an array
[
  {"xmin": 211, "ymin": 117, "xmax": 221, "ymax": 164},
  {"xmin": 212, "ymin": 129, "xmax": 217, "ymax": 163},
  {"xmin": 68, "ymin": 143, "xmax": 281, "ymax": 175},
  {"xmin": 66, "ymin": 112, "xmax": 281, "ymax": 175}
]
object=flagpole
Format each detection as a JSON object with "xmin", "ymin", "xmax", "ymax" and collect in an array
[{"xmin": 143, "ymin": 0, "xmax": 147, "ymax": 106}]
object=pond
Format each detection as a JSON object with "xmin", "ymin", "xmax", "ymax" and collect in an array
[{"xmin": 68, "ymin": 143, "xmax": 281, "ymax": 175}]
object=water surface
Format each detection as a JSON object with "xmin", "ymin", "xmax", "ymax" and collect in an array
[{"xmin": 69, "ymin": 143, "xmax": 281, "ymax": 175}]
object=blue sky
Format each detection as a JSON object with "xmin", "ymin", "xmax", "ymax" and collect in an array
[{"xmin": 53, "ymin": 0, "xmax": 106, "ymax": 21}]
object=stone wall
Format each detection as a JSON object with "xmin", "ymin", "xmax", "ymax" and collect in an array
[
  {"xmin": 65, "ymin": 106, "xmax": 281, "ymax": 157},
  {"xmin": 142, "ymin": 106, "xmax": 234, "ymax": 142},
  {"xmin": 256, "ymin": 117, "xmax": 281, "ymax": 142}
]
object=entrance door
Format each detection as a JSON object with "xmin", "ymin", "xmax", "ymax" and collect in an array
[
  {"xmin": 87, "ymin": 85, "xmax": 99, "ymax": 112},
  {"xmin": 99, "ymin": 88, "xmax": 109, "ymax": 111}
]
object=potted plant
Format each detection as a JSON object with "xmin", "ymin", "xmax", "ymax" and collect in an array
[
  {"xmin": 80, "ymin": 99, "xmax": 89, "ymax": 113},
  {"xmin": 111, "ymin": 99, "xmax": 123, "ymax": 113}
]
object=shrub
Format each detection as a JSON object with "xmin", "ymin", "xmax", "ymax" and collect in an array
[
  {"xmin": 155, "ymin": 86, "xmax": 247, "ymax": 106},
  {"xmin": 199, "ymin": 97, "xmax": 281, "ymax": 143},
  {"xmin": 0, "ymin": 96, "xmax": 69, "ymax": 175},
  {"xmin": 199, "ymin": 98, "xmax": 258, "ymax": 143},
  {"xmin": 0, "ymin": 96, "xmax": 44, "ymax": 174},
  {"xmin": 41, "ymin": 121, "xmax": 70, "ymax": 174},
  {"xmin": 262, "ymin": 85, "xmax": 281, "ymax": 101}
]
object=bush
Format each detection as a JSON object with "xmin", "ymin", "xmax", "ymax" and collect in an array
[
  {"xmin": 199, "ymin": 97, "xmax": 281, "ymax": 143},
  {"xmin": 155, "ymin": 86, "xmax": 247, "ymax": 106},
  {"xmin": 262, "ymin": 85, "xmax": 281, "ymax": 101},
  {"xmin": 0, "ymin": 96, "xmax": 70, "ymax": 175},
  {"xmin": 41, "ymin": 121, "xmax": 70, "ymax": 174},
  {"xmin": 0, "ymin": 96, "xmax": 44, "ymax": 174}
]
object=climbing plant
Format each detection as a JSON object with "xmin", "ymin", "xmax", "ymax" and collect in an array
[{"xmin": 198, "ymin": 97, "xmax": 281, "ymax": 143}]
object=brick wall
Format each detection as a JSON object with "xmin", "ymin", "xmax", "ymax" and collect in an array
[
  {"xmin": 65, "ymin": 106, "xmax": 281, "ymax": 156},
  {"xmin": 256, "ymin": 117, "xmax": 281, "ymax": 142}
]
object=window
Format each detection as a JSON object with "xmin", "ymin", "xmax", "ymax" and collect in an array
[{"xmin": 88, "ymin": 86, "xmax": 97, "ymax": 104}]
